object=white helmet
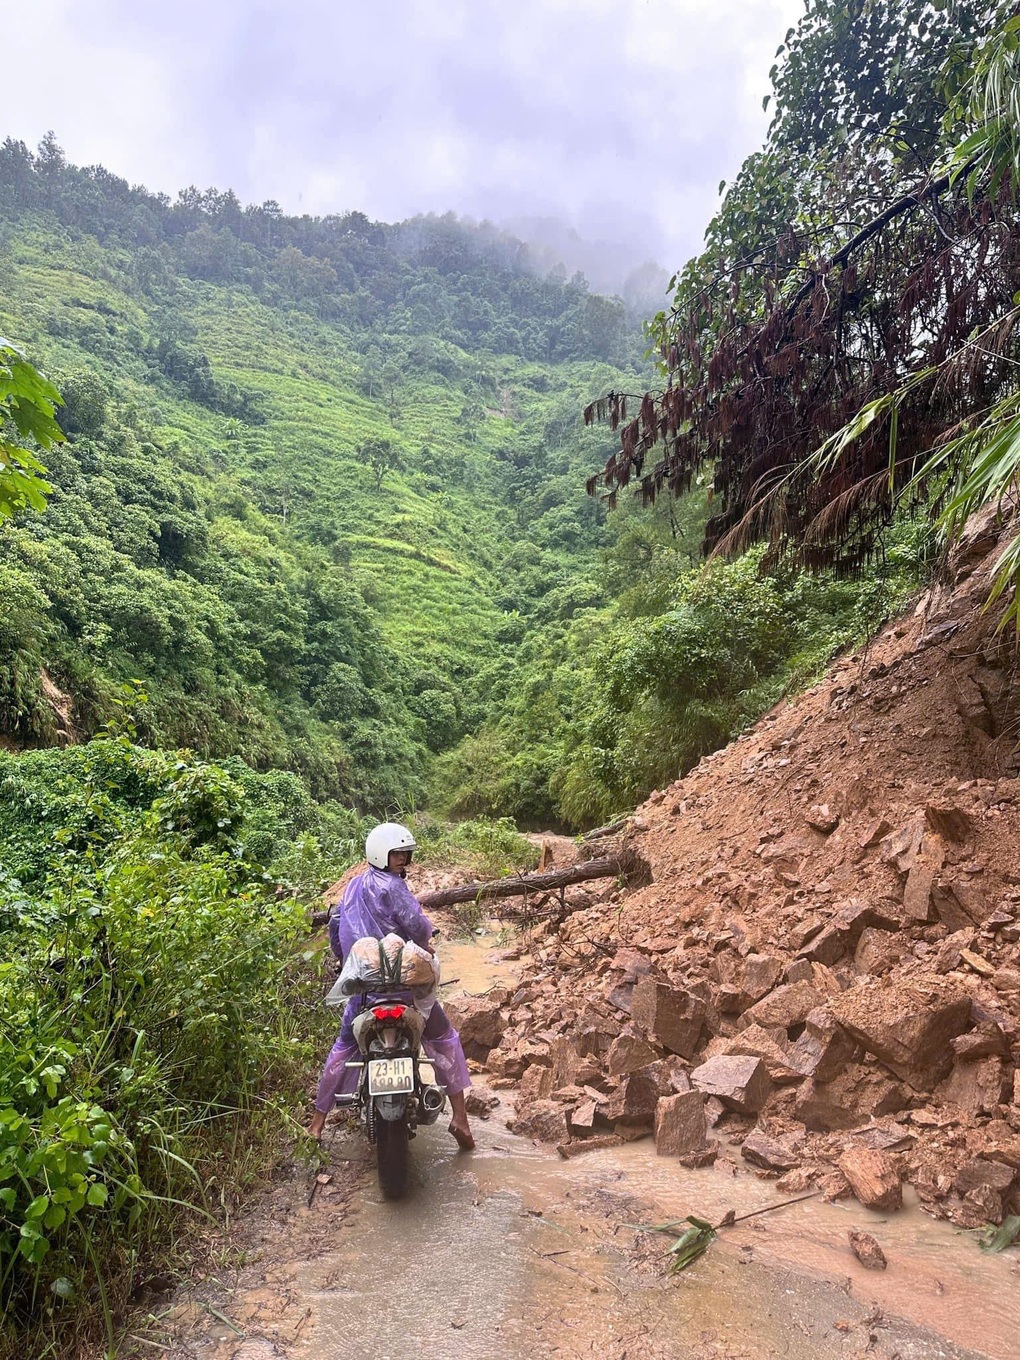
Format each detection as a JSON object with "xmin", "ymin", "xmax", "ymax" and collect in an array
[{"xmin": 365, "ymin": 821, "xmax": 417, "ymax": 870}]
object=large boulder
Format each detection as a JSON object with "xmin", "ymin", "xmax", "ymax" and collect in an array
[
  {"xmin": 485, "ymin": 1041, "xmax": 525, "ymax": 1079},
  {"xmin": 517, "ymin": 1062, "xmax": 554, "ymax": 1103},
  {"xmin": 630, "ymin": 978, "xmax": 706, "ymax": 1058},
  {"xmin": 789, "ymin": 1006, "xmax": 859, "ymax": 1082},
  {"xmin": 932, "ymin": 878, "xmax": 988, "ymax": 930},
  {"xmin": 936, "ymin": 1056, "xmax": 1009, "ymax": 1117},
  {"xmin": 638, "ymin": 1056, "xmax": 693, "ymax": 1096},
  {"xmin": 569, "ymin": 1098, "xmax": 599, "ymax": 1133},
  {"xmin": 854, "ymin": 927, "xmax": 905, "ymax": 975},
  {"xmin": 691, "ymin": 1055, "xmax": 772, "ymax": 1114},
  {"xmin": 603, "ymin": 948, "xmax": 653, "ymax": 1016},
  {"xmin": 736, "ymin": 955, "xmax": 785, "ymax": 1008},
  {"xmin": 510, "ymin": 1099, "xmax": 570, "ymax": 1144},
  {"xmin": 547, "ymin": 1036, "xmax": 583, "ymax": 1089},
  {"xmin": 740, "ymin": 1127, "xmax": 802, "ymax": 1173},
  {"xmin": 604, "ymin": 1071, "xmax": 660, "ymax": 1126},
  {"xmin": 444, "ymin": 994, "xmax": 506, "ymax": 1061},
  {"xmin": 829, "ymin": 977, "xmax": 971, "ymax": 1091},
  {"xmin": 830, "ymin": 897, "xmax": 903, "ymax": 943},
  {"xmin": 954, "ymin": 1158, "xmax": 1017, "ymax": 1223},
  {"xmin": 706, "ymin": 1024, "xmax": 803, "ymax": 1084},
  {"xmin": 839, "ymin": 1147, "xmax": 903, "ymax": 1211},
  {"xmin": 654, "ymin": 1090, "xmax": 708, "ymax": 1157},
  {"xmin": 606, "ymin": 1032, "xmax": 661, "ymax": 1076},
  {"xmin": 743, "ymin": 981, "xmax": 823, "ymax": 1032},
  {"xmin": 795, "ymin": 1064, "xmax": 908, "ymax": 1131}
]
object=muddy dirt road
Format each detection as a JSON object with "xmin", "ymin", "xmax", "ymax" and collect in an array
[{"xmin": 146, "ymin": 931, "xmax": 1020, "ymax": 1360}]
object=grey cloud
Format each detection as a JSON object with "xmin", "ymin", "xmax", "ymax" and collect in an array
[{"xmin": 9, "ymin": 0, "xmax": 804, "ymax": 286}]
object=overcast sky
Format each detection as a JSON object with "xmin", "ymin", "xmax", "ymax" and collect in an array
[{"xmin": 8, "ymin": 0, "xmax": 804, "ymax": 286}]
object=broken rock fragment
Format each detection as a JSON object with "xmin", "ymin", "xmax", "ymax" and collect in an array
[
  {"xmin": 654, "ymin": 1089, "xmax": 708, "ymax": 1157},
  {"xmin": 829, "ymin": 977, "xmax": 971, "ymax": 1090},
  {"xmin": 831, "ymin": 897, "xmax": 902, "ymax": 942},
  {"xmin": 838, "ymin": 1147, "xmax": 903, "ymax": 1211},
  {"xmin": 879, "ymin": 819, "xmax": 924, "ymax": 875},
  {"xmin": 691, "ymin": 1054, "xmax": 772, "ymax": 1114},
  {"xmin": 464, "ymin": 1089, "xmax": 500, "ymax": 1118},
  {"xmin": 924, "ymin": 801, "xmax": 975, "ymax": 843},
  {"xmin": 951, "ymin": 1027, "xmax": 1009, "ymax": 1059},
  {"xmin": 848, "ymin": 1229, "xmax": 887, "ymax": 1270},
  {"xmin": 805, "ymin": 804, "xmax": 840, "ymax": 834},
  {"xmin": 902, "ymin": 838, "xmax": 944, "ymax": 922}
]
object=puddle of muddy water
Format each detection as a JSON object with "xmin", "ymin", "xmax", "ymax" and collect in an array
[
  {"xmin": 433, "ymin": 921, "xmax": 518, "ymax": 996},
  {"xmin": 292, "ymin": 1100, "xmax": 1018, "ymax": 1360},
  {"xmin": 477, "ymin": 1134, "xmax": 1020, "ymax": 1360}
]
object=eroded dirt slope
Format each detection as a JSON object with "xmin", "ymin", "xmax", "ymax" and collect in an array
[{"xmin": 462, "ymin": 516, "xmax": 1020, "ymax": 1229}]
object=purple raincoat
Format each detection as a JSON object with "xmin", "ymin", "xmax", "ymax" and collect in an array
[
  {"xmin": 329, "ymin": 866, "xmax": 434, "ymax": 959},
  {"xmin": 314, "ymin": 867, "xmax": 471, "ymax": 1115}
]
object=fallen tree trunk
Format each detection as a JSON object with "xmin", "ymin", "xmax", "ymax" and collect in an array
[
  {"xmin": 416, "ymin": 856, "xmax": 624, "ymax": 911},
  {"xmin": 308, "ymin": 846, "xmax": 652, "ymax": 927},
  {"xmin": 310, "ymin": 854, "xmax": 628, "ymax": 926}
]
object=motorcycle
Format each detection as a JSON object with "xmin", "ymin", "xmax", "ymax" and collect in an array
[{"xmin": 335, "ymin": 982, "xmax": 447, "ymax": 1199}]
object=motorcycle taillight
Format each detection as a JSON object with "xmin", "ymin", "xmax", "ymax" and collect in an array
[{"xmin": 371, "ymin": 1004, "xmax": 407, "ymax": 1021}]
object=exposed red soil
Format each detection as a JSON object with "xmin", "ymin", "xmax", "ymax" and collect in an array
[{"xmin": 467, "ymin": 514, "xmax": 1020, "ymax": 1229}]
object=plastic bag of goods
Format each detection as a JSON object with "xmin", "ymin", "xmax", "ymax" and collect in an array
[{"xmin": 325, "ymin": 933, "xmax": 439, "ymax": 1007}]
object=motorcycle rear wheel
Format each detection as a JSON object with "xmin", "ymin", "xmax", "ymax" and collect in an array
[{"xmin": 375, "ymin": 1117, "xmax": 410, "ymax": 1199}]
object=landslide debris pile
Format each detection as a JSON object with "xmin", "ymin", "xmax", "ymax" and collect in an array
[{"xmin": 448, "ymin": 522, "xmax": 1020, "ymax": 1227}]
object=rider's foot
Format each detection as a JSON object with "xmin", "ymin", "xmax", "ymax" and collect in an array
[
  {"xmin": 309, "ymin": 1110, "xmax": 326, "ymax": 1141},
  {"xmin": 448, "ymin": 1118, "xmax": 475, "ymax": 1151},
  {"xmin": 447, "ymin": 1089, "xmax": 474, "ymax": 1150}
]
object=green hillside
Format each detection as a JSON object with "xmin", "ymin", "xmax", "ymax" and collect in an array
[
  {"xmin": 0, "ymin": 135, "xmax": 919, "ymax": 836},
  {"xmin": 0, "ymin": 137, "xmax": 641, "ymax": 812}
]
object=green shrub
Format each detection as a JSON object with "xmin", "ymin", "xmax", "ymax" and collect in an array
[
  {"xmin": 0, "ymin": 741, "xmax": 351, "ymax": 1354},
  {"xmin": 409, "ymin": 813, "xmax": 540, "ymax": 880}
]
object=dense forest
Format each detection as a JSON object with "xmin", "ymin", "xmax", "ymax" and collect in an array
[{"xmin": 5, "ymin": 0, "xmax": 1019, "ymax": 1346}]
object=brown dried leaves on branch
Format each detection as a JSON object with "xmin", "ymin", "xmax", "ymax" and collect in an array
[{"xmin": 588, "ymin": 170, "xmax": 1020, "ymax": 577}]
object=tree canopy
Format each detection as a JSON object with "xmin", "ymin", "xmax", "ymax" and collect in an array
[{"xmin": 587, "ymin": 0, "xmax": 1018, "ymax": 582}]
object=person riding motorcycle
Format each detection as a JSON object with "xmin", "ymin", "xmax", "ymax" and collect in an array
[{"xmin": 309, "ymin": 822, "xmax": 475, "ymax": 1149}]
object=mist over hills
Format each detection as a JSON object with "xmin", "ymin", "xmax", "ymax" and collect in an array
[{"xmin": 500, "ymin": 213, "xmax": 671, "ymax": 313}]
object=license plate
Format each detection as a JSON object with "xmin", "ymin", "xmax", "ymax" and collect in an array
[{"xmin": 368, "ymin": 1057, "xmax": 414, "ymax": 1095}]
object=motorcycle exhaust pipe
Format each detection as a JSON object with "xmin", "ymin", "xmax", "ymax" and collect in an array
[{"xmin": 418, "ymin": 1084, "xmax": 446, "ymax": 1124}]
